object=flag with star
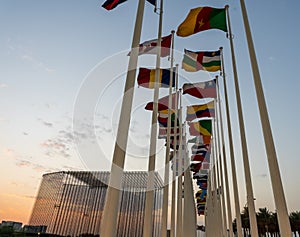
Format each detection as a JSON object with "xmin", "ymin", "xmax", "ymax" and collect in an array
[{"xmin": 176, "ymin": 7, "xmax": 227, "ymax": 37}]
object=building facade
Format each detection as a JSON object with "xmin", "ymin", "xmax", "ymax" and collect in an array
[{"xmin": 29, "ymin": 171, "xmax": 163, "ymax": 237}]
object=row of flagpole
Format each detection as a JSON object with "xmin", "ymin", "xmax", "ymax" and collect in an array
[{"xmin": 99, "ymin": 0, "xmax": 292, "ymax": 236}]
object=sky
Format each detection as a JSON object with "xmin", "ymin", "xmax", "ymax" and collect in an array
[{"xmin": 0, "ymin": 0, "xmax": 300, "ymax": 227}]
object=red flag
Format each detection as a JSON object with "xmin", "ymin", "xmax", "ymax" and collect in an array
[
  {"xmin": 182, "ymin": 79, "xmax": 216, "ymax": 99},
  {"xmin": 129, "ymin": 34, "xmax": 172, "ymax": 57},
  {"xmin": 145, "ymin": 92, "xmax": 178, "ymax": 111}
]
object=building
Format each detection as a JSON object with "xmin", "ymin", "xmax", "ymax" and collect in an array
[
  {"xmin": 0, "ymin": 220, "xmax": 22, "ymax": 230},
  {"xmin": 29, "ymin": 171, "xmax": 163, "ymax": 236}
]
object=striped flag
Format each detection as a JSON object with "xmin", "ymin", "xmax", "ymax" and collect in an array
[
  {"xmin": 102, "ymin": 0, "xmax": 127, "ymax": 10},
  {"xmin": 188, "ymin": 136, "xmax": 211, "ymax": 145},
  {"xmin": 176, "ymin": 7, "xmax": 227, "ymax": 37},
  {"xmin": 186, "ymin": 101, "xmax": 215, "ymax": 121},
  {"xmin": 189, "ymin": 120, "xmax": 212, "ymax": 137},
  {"xmin": 145, "ymin": 92, "xmax": 178, "ymax": 111},
  {"xmin": 128, "ymin": 34, "xmax": 171, "ymax": 57},
  {"xmin": 137, "ymin": 67, "xmax": 176, "ymax": 89},
  {"xmin": 182, "ymin": 79, "xmax": 216, "ymax": 99},
  {"xmin": 182, "ymin": 49, "xmax": 221, "ymax": 72}
]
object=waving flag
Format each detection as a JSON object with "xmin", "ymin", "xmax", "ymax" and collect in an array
[
  {"xmin": 188, "ymin": 135, "xmax": 211, "ymax": 145},
  {"xmin": 145, "ymin": 92, "xmax": 178, "ymax": 111},
  {"xmin": 157, "ymin": 110, "xmax": 178, "ymax": 127},
  {"xmin": 189, "ymin": 120, "xmax": 212, "ymax": 136},
  {"xmin": 176, "ymin": 7, "xmax": 227, "ymax": 37},
  {"xmin": 128, "ymin": 34, "xmax": 171, "ymax": 57},
  {"xmin": 182, "ymin": 49, "xmax": 221, "ymax": 72},
  {"xmin": 137, "ymin": 67, "xmax": 176, "ymax": 88},
  {"xmin": 102, "ymin": 0, "xmax": 127, "ymax": 10},
  {"xmin": 186, "ymin": 101, "xmax": 215, "ymax": 121},
  {"xmin": 182, "ymin": 79, "xmax": 216, "ymax": 99}
]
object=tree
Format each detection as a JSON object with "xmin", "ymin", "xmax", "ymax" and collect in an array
[
  {"xmin": 290, "ymin": 211, "xmax": 300, "ymax": 237},
  {"xmin": 257, "ymin": 207, "xmax": 272, "ymax": 236}
]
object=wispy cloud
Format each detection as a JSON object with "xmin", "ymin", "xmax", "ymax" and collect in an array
[
  {"xmin": 21, "ymin": 54, "xmax": 55, "ymax": 73},
  {"xmin": 38, "ymin": 118, "xmax": 53, "ymax": 128},
  {"xmin": 6, "ymin": 37, "xmax": 55, "ymax": 73},
  {"xmin": 0, "ymin": 83, "xmax": 8, "ymax": 89}
]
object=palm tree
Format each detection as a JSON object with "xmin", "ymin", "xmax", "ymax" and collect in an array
[
  {"xmin": 257, "ymin": 207, "xmax": 272, "ymax": 236},
  {"xmin": 290, "ymin": 211, "xmax": 300, "ymax": 237},
  {"xmin": 241, "ymin": 206, "xmax": 250, "ymax": 237}
]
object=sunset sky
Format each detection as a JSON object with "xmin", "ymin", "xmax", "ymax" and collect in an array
[{"xmin": 1, "ymin": 0, "xmax": 300, "ymax": 226}]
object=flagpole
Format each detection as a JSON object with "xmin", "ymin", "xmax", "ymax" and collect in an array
[
  {"xmin": 161, "ymin": 54, "xmax": 177, "ymax": 237},
  {"xmin": 214, "ymin": 122, "xmax": 224, "ymax": 237},
  {"xmin": 100, "ymin": 0, "xmax": 145, "ymax": 236},
  {"xmin": 239, "ymin": 1, "xmax": 292, "ymax": 235},
  {"xmin": 183, "ymin": 124, "xmax": 197, "ymax": 237},
  {"xmin": 214, "ymin": 87, "xmax": 228, "ymax": 237},
  {"xmin": 226, "ymin": 5, "xmax": 259, "ymax": 237},
  {"xmin": 170, "ymin": 64, "xmax": 179, "ymax": 237},
  {"xmin": 219, "ymin": 46, "xmax": 243, "ymax": 237},
  {"xmin": 142, "ymin": 0, "xmax": 164, "ymax": 235},
  {"xmin": 217, "ymin": 60, "xmax": 234, "ymax": 237},
  {"xmin": 176, "ymin": 90, "xmax": 183, "ymax": 237}
]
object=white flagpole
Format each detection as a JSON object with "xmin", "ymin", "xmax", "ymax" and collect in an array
[
  {"xmin": 217, "ymin": 58, "xmax": 234, "ymax": 237},
  {"xmin": 100, "ymin": 1, "xmax": 146, "ymax": 236},
  {"xmin": 219, "ymin": 47, "xmax": 243, "ymax": 237},
  {"xmin": 226, "ymin": 5, "xmax": 259, "ymax": 237},
  {"xmin": 142, "ymin": 0, "xmax": 164, "ymax": 235},
  {"xmin": 170, "ymin": 65, "xmax": 179, "ymax": 237},
  {"xmin": 214, "ymin": 90, "xmax": 228, "ymax": 237},
  {"xmin": 183, "ymin": 123, "xmax": 197, "ymax": 237},
  {"xmin": 239, "ymin": 1, "xmax": 292, "ymax": 235},
  {"xmin": 161, "ymin": 62, "xmax": 178, "ymax": 237},
  {"xmin": 176, "ymin": 90, "xmax": 183, "ymax": 237}
]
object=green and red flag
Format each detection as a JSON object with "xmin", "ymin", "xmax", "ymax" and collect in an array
[{"xmin": 176, "ymin": 7, "xmax": 227, "ymax": 37}]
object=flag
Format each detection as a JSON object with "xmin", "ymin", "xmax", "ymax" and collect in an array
[
  {"xmin": 188, "ymin": 135, "xmax": 211, "ymax": 145},
  {"xmin": 145, "ymin": 92, "xmax": 178, "ymax": 111},
  {"xmin": 176, "ymin": 7, "xmax": 227, "ymax": 37},
  {"xmin": 182, "ymin": 49, "xmax": 221, "ymax": 72},
  {"xmin": 146, "ymin": 0, "xmax": 156, "ymax": 7},
  {"xmin": 158, "ymin": 110, "xmax": 178, "ymax": 127},
  {"xmin": 191, "ymin": 144, "xmax": 210, "ymax": 155},
  {"xmin": 137, "ymin": 67, "xmax": 176, "ymax": 89},
  {"xmin": 189, "ymin": 120, "xmax": 212, "ymax": 136},
  {"xmin": 128, "ymin": 34, "xmax": 171, "ymax": 57},
  {"xmin": 186, "ymin": 101, "xmax": 215, "ymax": 121},
  {"xmin": 158, "ymin": 126, "xmax": 180, "ymax": 139},
  {"xmin": 182, "ymin": 79, "xmax": 216, "ymax": 99},
  {"xmin": 102, "ymin": 0, "xmax": 127, "ymax": 10},
  {"xmin": 193, "ymin": 173, "xmax": 208, "ymax": 181}
]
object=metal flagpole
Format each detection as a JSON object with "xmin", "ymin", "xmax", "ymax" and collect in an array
[
  {"xmin": 170, "ymin": 64, "xmax": 179, "ymax": 237},
  {"xmin": 219, "ymin": 46, "xmax": 243, "ymax": 237},
  {"xmin": 217, "ymin": 60, "xmax": 234, "ymax": 237},
  {"xmin": 161, "ymin": 63, "xmax": 178, "ymax": 237},
  {"xmin": 176, "ymin": 90, "xmax": 183, "ymax": 237},
  {"xmin": 239, "ymin": 1, "xmax": 292, "ymax": 235},
  {"xmin": 183, "ymin": 116, "xmax": 197, "ymax": 237},
  {"xmin": 100, "ymin": 0, "xmax": 146, "ymax": 236},
  {"xmin": 214, "ymin": 122, "xmax": 224, "ymax": 237},
  {"xmin": 143, "ymin": 0, "xmax": 164, "ymax": 235},
  {"xmin": 225, "ymin": 5, "xmax": 259, "ymax": 237},
  {"xmin": 214, "ymin": 92, "xmax": 228, "ymax": 237}
]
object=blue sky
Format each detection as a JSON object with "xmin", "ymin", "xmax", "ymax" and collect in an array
[{"xmin": 0, "ymin": 0, "xmax": 300, "ymax": 226}]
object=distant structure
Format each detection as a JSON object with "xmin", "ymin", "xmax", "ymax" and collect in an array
[
  {"xmin": 0, "ymin": 220, "xmax": 22, "ymax": 230},
  {"xmin": 29, "ymin": 171, "xmax": 163, "ymax": 236}
]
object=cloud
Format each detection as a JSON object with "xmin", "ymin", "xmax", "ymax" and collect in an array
[
  {"xmin": 6, "ymin": 38, "xmax": 55, "ymax": 73},
  {"xmin": 21, "ymin": 53, "xmax": 55, "ymax": 73},
  {"xmin": 38, "ymin": 118, "xmax": 53, "ymax": 128},
  {"xmin": 0, "ymin": 83, "xmax": 8, "ymax": 89},
  {"xmin": 258, "ymin": 173, "xmax": 267, "ymax": 178}
]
